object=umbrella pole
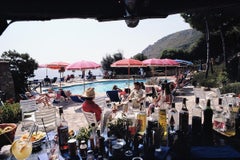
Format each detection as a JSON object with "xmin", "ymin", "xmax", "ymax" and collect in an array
[
  {"xmin": 128, "ymin": 67, "xmax": 130, "ymax": 88},
  {"xmin": 83, "ymin": 69, "xmax": 85, "ymax": 91}
]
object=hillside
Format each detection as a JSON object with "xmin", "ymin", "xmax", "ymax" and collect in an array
[{"xmin": 142, "ymin": 29, "xmax": 203, "ymax": 58}]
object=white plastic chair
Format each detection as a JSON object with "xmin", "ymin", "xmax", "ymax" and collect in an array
[
  {"xmin": 35, "ymin": 107, "xmax": 57, "ymax": 132},
  {"xmin": 81, "ymin": 109, "xmax": 98, "ymax": 126},
  {"xmin": 20, "ymin": 99, "xmax": 38, "ymax": 130}
]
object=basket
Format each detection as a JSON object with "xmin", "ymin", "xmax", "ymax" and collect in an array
[{"xmin": 0, "ymin": 123, "xmax": 17, "ymax": 149}]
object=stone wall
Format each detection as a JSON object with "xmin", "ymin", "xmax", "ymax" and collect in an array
[{"xmin": 0, "ymin": 60, "xmax": 15, "ymax": 101}]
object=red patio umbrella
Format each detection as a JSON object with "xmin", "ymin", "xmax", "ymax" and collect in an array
[
  {"xmin": 111, "ymin": 58, "xmax": 144, "ymax": 87},
  {"xmin": 46, "ymin": 61, "xmax": 70, "ymax": 87},
  {"xmin": 66, "ymin": 60, "xmax": 101, "ymax": 91},
  {"xmin": 142, "ymin": 58, "xmax": 179, "ymax": 77},
  {"xmin": 46, "ymin": 61, "xmax": 70, "ymax": 69},
  {"xmin": 142, "ymin": 58, "xmax": 179, "ymax": 66},
  {"xmin": 66, "ymin": 60, "xmax": 101, "ymax": 70}
]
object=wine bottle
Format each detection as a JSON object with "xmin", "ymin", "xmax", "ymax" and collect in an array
[
  {"xmin": 179, "ymin": 98, "xmax": 189, "ymax": 134},
  {"xmin": 57, "ymin": 107, "xmax": 69, "ymax": 152},
  {"xmin": 192, "ymin": 97, "xmax": 202, "ymax": 135},
  {"xmin": 202, "ymin": 99, "xmax": 213, "ymax": 145}
]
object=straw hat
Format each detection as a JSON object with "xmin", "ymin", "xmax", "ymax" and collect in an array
[{"xmin": 82, "ymin": 87, "xmax": 95, "ymax": 98}]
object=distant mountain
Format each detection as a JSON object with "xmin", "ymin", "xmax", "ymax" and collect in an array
[{"xmin": 142, "ymin": 29, "xmax": 203, "ymax": 58}]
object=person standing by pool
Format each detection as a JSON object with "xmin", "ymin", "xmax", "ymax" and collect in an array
[
  {"xmin": 82, "ymin": 87, "xmax": 102, "ymax": 122},
  {"xmin": 128, "ymin": 82, "xmax": 146, "ymax": 108}
]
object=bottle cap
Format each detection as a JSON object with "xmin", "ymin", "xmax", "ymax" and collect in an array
[
  {"xmin": 207, "ymin": 99, "xmax": 211, "ymax": 106},
  {"xmin": 196, "ymin": 97, "xmax": 199, "ymax": 104},
  {"xmin": 183, "ymin": 98, "xmax": 186, "ymax": 104},
  {"xmin": 218, "ymin": 98, "xmax": 222, "ymax": 105},
  {"xmin": 172, "ymin": 102, "xmax": 175, "ymax": 108}
]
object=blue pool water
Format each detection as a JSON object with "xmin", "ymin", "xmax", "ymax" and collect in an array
[{"xmin": 58, "ymin": 79, "xmax": 146, "ymax": 94}]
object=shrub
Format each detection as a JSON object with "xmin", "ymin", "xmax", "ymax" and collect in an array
[
  {"xmin": 0, "ymin": 103, "xmax": 21, "ymax": 123},
  {"xmin": 220, "ymin": 82, "xmax": 240, "ymax": 95},
  {"xmin": 192, "ymin": 71, "xmax": 219, "ymax": 88}
]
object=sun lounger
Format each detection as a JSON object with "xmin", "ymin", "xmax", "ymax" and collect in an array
[{"xmin": 106, "ymin": 90, "xmax": 121, "ymax": 103}]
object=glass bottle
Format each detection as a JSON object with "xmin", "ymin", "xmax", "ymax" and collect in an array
[
  {"xmin": 202, "ymin": 99, "xmax": 213, "ymax": 145},
  {"xmin": 89, "ymin": 123, "xmax": 96, "ymax": 151},
  {"xmin": 137, "ymin": 104, "xmax": 147, "ymax": 133},
  {"xmin": 225, "ymin": 103, "xmax": 236, "ymax": 136},
  {"xmin": 57, "ymin": 107, "xmax": 69, "ymax": 152},
  {"xmin": 168, "ymin": 102, "xmax": 178, "ymax": 132},
  {"xmin": 213, "ymin": 98, "xmax": 225, "ymax": 132},
  {"xmin": 159, "ymin": 103, "xmax": 167, "ymax": 144},
  {"xmin": 179, "ymin": 98, "xmax": 189, "ymax": 134},
  {"xmin": 80, "ymin": 140, "xmax": 88, "ymax": 160},
  {"xmin": 87, "ymin": 150, "xmax": 95, "ymax": 160},
  {"xmin": 192, "ymin": 97, "xmax": 202, "ymax": 135},
  {"xmin": 235, "ymin": 104, "xmax": 240, "ymax": 137}
]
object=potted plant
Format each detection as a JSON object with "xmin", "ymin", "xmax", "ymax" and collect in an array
[{"xmin": 76, "ymin": 126, "xmax": 91, "ymax": 145}]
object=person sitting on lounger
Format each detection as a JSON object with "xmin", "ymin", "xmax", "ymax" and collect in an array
[
  {"xmin": 25, "ymin": 91, "xmax": 51, "ymax": 106},
  {"xmin": 128, "ymin": 82, "xmax": 146, "ymax": 109}
]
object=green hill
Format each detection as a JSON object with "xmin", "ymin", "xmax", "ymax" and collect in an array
[{"xmin": 142, "ymin": 29, "xmax": 203, "ymax": 58}]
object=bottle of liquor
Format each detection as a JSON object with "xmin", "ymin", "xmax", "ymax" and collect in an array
[
  {"xmin": 179, "ymin": 98, "xmax": 189, "ymax": 134},
  {"xmin": 192, "ymin": 97, "xmax": 202, "ymax": 135},
  {"xmin": 225, "ymin": 103, "xmax": 236, "ymax": 136},
  {"xmin": 213, "ymin": 98, "xmax": 225, "ymax": 132},
  {"xmin": 235, "ymin": 103, "xmax": 240, "ymax": 137},
  {"xmin": 202, "ymin": 99, "xmax": 213, "ymax": 145},
  {"xmin": 89, "ymin": 123, "xmax": 96, "ymax": 151},
  {"xmin": 57, "ymin": 107, "xmax": 69, "ymax": 152},
  {"xmin": 159, "ymin": 103, "xmax": 168, "ymax": 145},
  {"xmin": 137, "ymin": 104, "xmax": 147, "ymax": 133},
  {"xmin": 80, "ymin": 140, "xmax": 88, "ymax": 160},
  {"xmin": 168, "ymin": 102, "xmax": 178, "ymax": 147},
  {"xmin": 168, "ymin": 102, "xmax": 178, "ymax": 132}
]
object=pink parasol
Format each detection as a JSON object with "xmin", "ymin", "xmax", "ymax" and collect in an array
[
  {"xmin": 143, "ymin": 58, "xmax": 179, "ymax": 77},
  {"xmin": 66, "ymin": 60, "xmax": 101, "ymax": 91},
  {"xmin": 111, "ymin": 58, "xmax": 143, "ymax": 68},
  {"xmin": 142, "ymin": 58, "xmax": 179, "ymax": 66},
  {"xmin": 111, "ymin": 58, "xmax": 144, "ymax": 87},
  {"xmin": 66, "ymin": 60, "xmax": 101, "ymax": 70}
]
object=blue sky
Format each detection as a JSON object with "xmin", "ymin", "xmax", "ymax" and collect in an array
[{"xmin": 0, "ymin": 14, "xmax": 190, "ymax": 65}]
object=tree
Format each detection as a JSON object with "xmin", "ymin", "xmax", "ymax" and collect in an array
[
  {"xmin": 161, "ymin": 49, "xmax": 189, "ymax": 60},
  {"xmin": 1, "ymin": 50, "xmax": 38, "ymax": 99},
  {"xmin": 181, "ymin": 12, "xmax": 215, "ymax": 78},
  {"xmin": 133, "ymin": 53, "xmax": 147, "ymax": 61},
  {"xmin": 101, "ymin": 54, "xmax": 114, "ymax": 71}
]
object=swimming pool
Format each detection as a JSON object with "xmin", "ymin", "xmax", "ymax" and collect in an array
[{"xmin": 58, "ymin": 79, "xmax": 146, "ymax": 94}]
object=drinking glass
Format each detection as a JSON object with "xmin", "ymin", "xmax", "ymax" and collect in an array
[
  {"xmin": 47, "ymin": 140, "xmax": 59, "ymax": 160},
  {"xmin": 11, "ymin": 139, "xmax": 32, "ymax": 160}
]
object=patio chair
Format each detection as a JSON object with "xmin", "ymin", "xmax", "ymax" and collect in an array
[
  {"xmin": 106, "ymin": 90, "xmax": 121, "ymax": 103},
  {"xmin": 81, "ymin": 108, "xmax": 99, "ymax": 128},
  {"xmin": 70, "ymin": 95, "xmax": 85, "ymax": 110},
  {"xmin": 70, "ymin": 95, "xmax": 85, "ymax": 103},
  {"xmin": 34, "ymin": 107, "xmax": 56, "ymax": 132},
  {"xmin": 20, "ymin": 99, "xmax": 38, "ymax": 131}
]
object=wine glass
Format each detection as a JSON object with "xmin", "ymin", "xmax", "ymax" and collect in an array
[{"xmin": 11, "ymin": 139, "xmax": 32, "ymax": 160}]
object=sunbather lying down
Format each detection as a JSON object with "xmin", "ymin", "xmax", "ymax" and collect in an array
[{"xmin": 25, "ymin": 91, "xmax": 51, "ymax": 106}]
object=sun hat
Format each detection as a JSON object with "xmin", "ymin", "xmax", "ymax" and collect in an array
[{"xmin": 82, "ymin": 87, "xmax": 95, "ymax": 98}]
